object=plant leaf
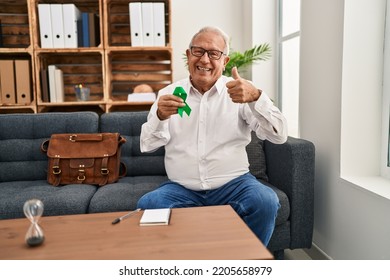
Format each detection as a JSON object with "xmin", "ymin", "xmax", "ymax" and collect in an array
[{"xmin": 224, "ymin": 43, "xmax": 271, "ymax": 76}]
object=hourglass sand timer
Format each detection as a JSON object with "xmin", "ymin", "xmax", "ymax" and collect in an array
[{"xmin": 23, "ymin": 199, "xmax": 45, "ymax": 246}]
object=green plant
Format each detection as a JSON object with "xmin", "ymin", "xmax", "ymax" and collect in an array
[
  {"xmin": 224, "ymin": 43, "xmax": 272, "ymax": 76},
  {"xmin": 182, "ymin": 43, "xmax": 272, "ymax": 77}
]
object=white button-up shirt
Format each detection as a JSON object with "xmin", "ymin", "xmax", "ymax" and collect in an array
[{"xmin": 140, "ymin": 76, "xmax": 287, "ymax": 191}]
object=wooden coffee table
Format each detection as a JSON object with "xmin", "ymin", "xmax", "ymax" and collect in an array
[{"xmin": 0, "ymin": 205, "xmax": 273, "ymax": 260}]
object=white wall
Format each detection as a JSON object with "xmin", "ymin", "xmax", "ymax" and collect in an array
[
  {"xmin": 171, "ymin": 0, "xmax": 277, "ymax": 100},
  {"xmin": 300, "ymin": 0, "xmax": 390, "ymax": 259},
  {"xmin": 341, "ymin": 0, "xmax": 384, "ymax": 178},
  {"xmin": 171, "ymin": 0, "xmax": 244, "ymax": 81},
  {"xmin": 248, "ymin": 0, "xmax": 277, "ymax": 102}
]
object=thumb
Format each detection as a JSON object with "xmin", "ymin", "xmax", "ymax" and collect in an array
[{"xmin": 231, "ymin": 66, "xmax": 241, "ymax": 80}]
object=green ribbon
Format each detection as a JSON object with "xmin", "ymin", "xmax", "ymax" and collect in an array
[{"xmin": 173, "ymin": 86, "xmax": 191, "ymax": 117}]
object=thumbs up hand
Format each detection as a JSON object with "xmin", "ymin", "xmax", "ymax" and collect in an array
[
  {"xmin": 226, "ymin": 66, "xmax": 261, "ymax": 103},
  {"xmin": 231, "ymin": 65, "xmax": 241, "ymax": 80}
]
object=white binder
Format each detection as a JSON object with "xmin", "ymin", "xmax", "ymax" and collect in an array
[
  {"xmin": 153, "ymin": 2, "xmax": 165, "ymax": 46},
  {"xmin": 50, "ymin": 4, "xmax": 65, "ymax": 48},
  {"xmin": 62, "ymin": 4, "xmax": 81, "ymax": 48},
  {"xmin": 38, "ymin": 4, "xmax": 53, "ymax": 48},
  {"xmin": 54, "ymin": 68, "xmax": 64, "ymax": 102},
  {"xmin": 141, "ymin": 2, "xmax": 154, "ymax": 46},
  {"xmin": 48, "ymin": 65, "xmax": 57, "ymax": 102},
  {"xmin": 129, "ymin": 2, "xmax": 143, "ymax": 46}
]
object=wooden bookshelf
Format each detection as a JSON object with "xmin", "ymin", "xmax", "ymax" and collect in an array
[
  {"xmin": 0, "ymin": 0, "xmax": 35, "ymax": 113},
  {"xmin": 0, "ymin": 0, "xmax": 172, "ymax": 114}
]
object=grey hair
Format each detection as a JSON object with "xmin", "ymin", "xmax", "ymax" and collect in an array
[{"xmin": 189, "ymin": 26, "xmax": 230, "ymax": 55}]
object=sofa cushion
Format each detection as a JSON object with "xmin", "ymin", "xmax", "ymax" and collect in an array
[
  {"xmin": 100, "ymin": 111, "xmax": 165, "ymax": 176},
  {"xmin": 270, "ymin": 185, "xmax": 290, "ymax": 226},
  {"xmin": 88, "ymin": 175, "xmax": 168, "ymax": 213},
  {"xmin": 268, "ymin": 222, "xmax": 291, "ymax": 251},
  {"xmin": 0, "ymin": 112, "xmax": 99, "ymax": 182},
  {"xmin": 0, "ymin": 180, "xmax": 97, "ymax": 219}
]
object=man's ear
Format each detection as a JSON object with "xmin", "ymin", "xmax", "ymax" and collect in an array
[
  {"xmin": 186, "ymin": 49, "xmax": 191, "ymax": 59},
  {"xmin": 224, "ymin": 56, "xmax": 230, "ymax": 67}
]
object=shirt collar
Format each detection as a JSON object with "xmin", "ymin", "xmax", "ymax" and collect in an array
[{"xmin": 187, "ymin": 76, "xmax": 226, "ymax": 96}]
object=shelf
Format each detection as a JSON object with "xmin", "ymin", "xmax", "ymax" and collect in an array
[
  {"xmin": 37, "ymin": 103, "xmax": 106, "ymax": 114},
  {"xmin": 35, "ymin": 47, "xmax": 103, "ymax": 54},
  {"xmin": 106, "ymin": 48, "xmax": 172, "ymax": 102},
  {"xmin": 31, "ymin": 0, "xmax": 103, "ymax": 50},
  {"xmin": 1, "ymin": 0, "xmax": 172, "ymax": 114},
  {"xmin": 0, "ymin": 1, "xmax": 35, "ymax": 112},
  {"xmin": 106, "ymin": 101, "xmax": 154, "ymax": 113},
  {"xmin": 35, "ymin": 51, "xmax": 104, "ymax": 104},
  {"xmin": 0, "ymin": 104, "xmax": 36, "ymax": 114},
  {"xmin": 0, "ymin": 1, "xmax": 32, "ymax": 49},
  {"xmin": 104, "ymin": 0, "xmax": 171, "ymax": 48}
]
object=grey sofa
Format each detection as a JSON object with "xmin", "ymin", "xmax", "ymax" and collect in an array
[{"xmin": 0, "ymin": 111, "xmax": 315, "ymax": 259}]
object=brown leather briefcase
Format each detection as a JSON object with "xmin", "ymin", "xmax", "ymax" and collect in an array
[{"xmin": 41, "ymin": 133, "xmax": 126, "ymax": 186}]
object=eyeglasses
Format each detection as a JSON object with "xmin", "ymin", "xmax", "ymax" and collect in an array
[{"xmin": 190, "ymin": 46, "xmax": 225, "ymax": 60}]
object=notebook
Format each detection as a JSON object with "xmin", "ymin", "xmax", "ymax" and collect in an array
[{"xmin": 139, "ymin": 208, "xmax": 171, "ymax": 226}]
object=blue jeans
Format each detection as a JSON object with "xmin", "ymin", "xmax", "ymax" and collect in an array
[{"xmin": 137, "ymin": 173, "xmax": 280, "ymax": 246}]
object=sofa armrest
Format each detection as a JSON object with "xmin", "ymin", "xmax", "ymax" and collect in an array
[{"xmin": 264, "ymin": 136, "xmax": 315, "ymax": 249}]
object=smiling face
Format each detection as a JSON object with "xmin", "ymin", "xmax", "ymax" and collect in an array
[{"xmin": 186, "ymin": 30, "xmax": 230, "ymax": 93}]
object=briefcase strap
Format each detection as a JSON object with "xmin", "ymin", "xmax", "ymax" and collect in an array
[{"xmin": 99, "ymin": 155, "xmax": 109, "ymax": 186}]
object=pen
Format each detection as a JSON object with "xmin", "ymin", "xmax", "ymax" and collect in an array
[{"xmin": 111, "ymin": 208, "xmax": 141, "ymax": 224}]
